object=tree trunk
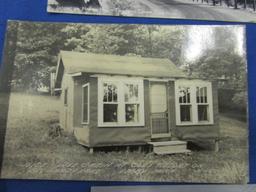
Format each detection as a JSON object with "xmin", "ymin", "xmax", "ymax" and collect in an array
[
  {"xmin": 227, "ymin": 0, "xmax": 230, "ymax": 7},
  {"xmin": 234, "ymin": 0, "xmax": 238, "ymax": 9}
]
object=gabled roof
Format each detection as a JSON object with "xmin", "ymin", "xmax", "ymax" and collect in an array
[{"xmin": 55, "ymin": 51, "xmax": 186, "ymax": 88}]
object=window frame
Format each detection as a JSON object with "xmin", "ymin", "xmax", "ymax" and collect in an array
[
  {"xmin": 82, "ymin": 83, "xmax": 90, "ymax": 125},
  {"xmin": 98, "ymin": 76, "xmax": 145, "ymax": 127},
  {"xmin": 175, "ymin": 80, "xmax": 214, "ymax": 126}
]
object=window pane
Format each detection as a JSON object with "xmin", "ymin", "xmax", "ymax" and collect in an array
[
  {"xmin": 125, "ymin": 104, "xmax": 139, "ymax": 123},
  {"xmin": 125, "ymin": 84, "xmax": 139, "ymax": 102},
  {"xmin": 198, "ymin": 105, "xmax": 209, "ymax": 121},
  {"xmin": 83, "ymin": 86, "xmax": 88, "ymax": 122},
  {"xmin": 180, "ymin": 105, "xmax": 191, "ymax": 122},
  {"xmin": 64, "ymin": 89, "xmax": 68, "ymax": 105},
  {"xmin": 197, "ymin": 87, "xmax": 207, "ymax": 103},
  {"xmin": 83, "ymin": 104, "xmax": 88, "ymax": 122},
  {"xmin": 178, "ymin": 86, "xmax": 190, "ymax": 103},
  {"xmin": 104, "ymin": 104, "xmax": 118, "ymax": 122},
  {"xmin": 103, "ymin": 83, "xmax": 118, "ymax": 102}
]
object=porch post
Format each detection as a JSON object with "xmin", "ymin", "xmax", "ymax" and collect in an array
[
  {"xmin": 89, "ymin": 147, "xmax": 94, "ymax": 154},
  {"xmin": 214, "ymin": 139, "xmax": 220, "ymax": 152}
]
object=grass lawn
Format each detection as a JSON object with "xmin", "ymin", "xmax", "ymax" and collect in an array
[{"xmin": 0, "ymin": 93, "xmax": 248, "ymax": 183}]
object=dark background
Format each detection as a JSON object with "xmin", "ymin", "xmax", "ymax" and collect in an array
[{"xmin": 0, "ymin": 0, "xmax": 255, "ymax": 191}]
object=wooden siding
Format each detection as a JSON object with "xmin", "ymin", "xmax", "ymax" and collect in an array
[
  {"xmin": 63, "ymin": 73, "xmax": 219, "ymax": 147},
  {"xmin": 73, "ymin": 75, "xmax": 90, "ymax": 145},
  {"xmin": 169, "ymin": 81, "xmax": 220, "ymax": 140},
  {"xmin": 89, "ymin": 79, "xmax": 151, "ymax": 147},
  {"xmin": 59, "ymin": 73, "xmax": 74, "ymax": 133}
]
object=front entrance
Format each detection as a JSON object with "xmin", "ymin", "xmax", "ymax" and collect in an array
[{"xmin": 150, "ymin": 82, "xmax": 170, "ymax": 138}]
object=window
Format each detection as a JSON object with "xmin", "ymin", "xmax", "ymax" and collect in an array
[
  {"xmin": 103, "ymin": 82, "xmax": 118, "ymax": 123},
  {"xmin": 175, "ymin": 80, "xmax": 213, "ymax": 125},
  {"xmin": 64, "ymin": 88, "xmax": 68, "ymax": 106},
  {"xmin": 125, "ymin": 84, "xmax": 139, "ymax": 123},
  {"xmin": 98, "ymin": 77, "xmax": 144, "ymax": 127},
  {"xmin": 197, "ymin": 86, "xmax": 209, "ymax": 122},
  {"xmin": 82, "ymin": 84, "xmax": 89, "ymax": 124},
  {"xmin": 178, "ymin": 86, "xmax": 192, "ymax": 122}
]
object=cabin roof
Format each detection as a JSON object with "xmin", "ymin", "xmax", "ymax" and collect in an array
[
  {"xmin": 59, "ymin": 50, "xmax": 186, "ymax": 77},
  {"xmin": 55, "ymin": 51, "xmax": 187, "ymax": 88}
]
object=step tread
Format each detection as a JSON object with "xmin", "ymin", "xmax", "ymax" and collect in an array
[
  {"xmin": 148, "ymin": 140, "xmax": 187, "ymax": 146},
  {"xmin": 155, "ymin": 149, "xmax": 191, "ymax": 155}
]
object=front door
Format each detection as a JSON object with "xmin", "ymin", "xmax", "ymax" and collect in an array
[{"xmin": 150, "ymin": 82, "xmax": 170, "ymax": 138}]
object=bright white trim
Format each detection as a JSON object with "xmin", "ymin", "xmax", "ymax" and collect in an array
[
  {"xmin": 92, "ymin": 75, "xmax": 175, "ymax": 82},
  {"xmin": 175, "ymin": 80, "xmax": 214, "ymax": 126},
  {"xmin": 146, "ymin": 78, "xmax": 175, "ymax": 82},
  {"xmin": 69, "ymin": 72, "xmax": 82, "ymax": 77},
  {"xmin": 82, "ymin": 83, "xmax": 90, "ymax": 125},
  {"xmin": 91, "ymin": 74, "xmax": 142, "ymax": 80},
  {"xmin": 98, "ymin": 76, "xmax": 145, "ymax": 127},
  {"xmin": 54, "ymin": 53, "xmax": 62, "ymax": 87}
]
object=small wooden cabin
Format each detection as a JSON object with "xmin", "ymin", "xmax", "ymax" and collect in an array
[{"xmin": 54, "ymin": 51, "xmax": 220, "ymax": 154}]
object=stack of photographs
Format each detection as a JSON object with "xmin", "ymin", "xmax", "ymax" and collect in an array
[{"xmin": 0, "ymin": 0, "xmax": 254, "ymax": 191}]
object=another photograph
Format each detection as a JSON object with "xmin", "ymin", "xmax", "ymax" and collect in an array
[
  {"xmin": 91, "ymin": 185, "xmax": 256, "ymax": 192},
  {"xmin": 0, "ymin": 21, "xmax": 248, "ymax": 183},
  {"xmin": 47, "ymin": 0, "xmax": 256, "ymax": 22}
]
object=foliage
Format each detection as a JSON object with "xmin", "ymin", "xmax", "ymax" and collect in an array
[
  {"xmin": 10, "ymin": 23, "xmax": 185, "ymax": 90},
  {"xmin": 8, "ymin": 22, "xmax": 246, "ymax": 109},
  {"xmin": 185, "ymin": 27, "xmax": 247, "ymax": 111},
  {"xmin": 13, "ymin": 22, "xmax": 67, "ymax": 91},
  {"xmin": 107, "ymin": 0, "xmax": 136, "ymax": 15}
]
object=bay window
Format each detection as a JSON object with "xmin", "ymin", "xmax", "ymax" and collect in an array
[
  {"xmin": 98, "ymin": 77, "xmax": 144, "ymax": 127},
  {"xmin": 175, "ymin": 80, "xmax": 213, "ymax": 125}
]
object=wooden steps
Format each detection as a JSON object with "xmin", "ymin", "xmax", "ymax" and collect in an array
[{"xmin": 148, "ymin": 140, "xmax": 191, "ymax": 155}]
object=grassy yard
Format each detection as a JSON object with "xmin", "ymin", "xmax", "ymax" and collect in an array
[{"xmin": 0, "ymin": 93, "xmax": 248, "ymax": 183}]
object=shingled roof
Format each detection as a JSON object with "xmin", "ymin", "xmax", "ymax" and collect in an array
[{"xmin": 56, "ymin": 51, "xmax": 186, "ymax": 84}]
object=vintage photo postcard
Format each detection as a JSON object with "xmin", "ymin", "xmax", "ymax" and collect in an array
[
  {"xmin": 91, "ymin": 185, "xmax": 256, "ymax": 192},
  {"xmin": 47, "ymin": 0, "xmax": 256, "ymax": 23},
  {"xmin": 0, "ymin": 21, "xmax": 248, "ymax": 183}
]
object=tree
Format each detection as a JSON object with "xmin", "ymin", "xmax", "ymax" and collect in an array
[
  {"xmin": 10, "ymin": 23, "xmax": 186, "ymax": 91},
  {"xmin": 12, "ymin": 22, "xmax": 67, "ymax": 91},
  {"xmin": 62, "ymin": 24, "xmax": 186, "ymax": 66},
  {"xmin": 186, "ymin": 27, "xmax": 247, "ymax": 111}
]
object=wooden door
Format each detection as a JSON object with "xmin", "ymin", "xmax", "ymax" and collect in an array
[{"xmin": 150, "ymin": 82, "xmax": 170, "ymax": 138}]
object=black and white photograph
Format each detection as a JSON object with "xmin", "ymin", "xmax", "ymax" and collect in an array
[
  {"xmin": 0, "ymin": 21, "xmax": 248, "ymax": 183},
  {"xmin": 47, "ymin": 0, "xmax": 256, "ymax": 22},
  {"xmin": 91, "ymin": 185, "xmax": 256, "ymax": 192}
]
